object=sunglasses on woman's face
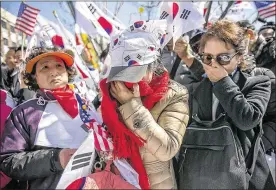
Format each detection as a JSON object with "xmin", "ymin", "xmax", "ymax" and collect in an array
[{"xmin": 200, "ymin": 52, "xmax": 238, "ymax": 65}]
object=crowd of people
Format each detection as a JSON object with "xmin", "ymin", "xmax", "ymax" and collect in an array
[{"xmin": 0, "ymin": 18, "xmax": 275, "ymax": 190}]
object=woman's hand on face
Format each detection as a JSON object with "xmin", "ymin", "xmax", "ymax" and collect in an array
[
  {"xmin": 203, "ymin": 61, "xmax": 228, "ymax": 82},
  {"xmin": 110, "ymin": 81, "xmax": 140, "ymax": 105}
]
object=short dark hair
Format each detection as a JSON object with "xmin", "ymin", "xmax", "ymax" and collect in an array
[
  {"xmin": 236, "ymin": 20, "xmax": 255, "ymax": 31},
  {"xmin": 200, "ymin": 20, "xmax": 247, "ymax": 56},
  {"xmin": 15, "ymin": 46, "xmax": 27, "ymax": 52},
  {"xmin": 23, "ymin": 47, "xmax": 77, "ymax": 91},
  {"xmin": 8, "ymin": 47, "xmax": 17, "ymax": 51},
  {"xmin": 258, "ymin": 21, "xmax": 276, "ymax": 34}
]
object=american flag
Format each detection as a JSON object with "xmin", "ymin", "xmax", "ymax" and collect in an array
[
  {"xmin": 255, "ymin": 1, "xmax": 276, "ymax": 19},
  {"xmin": 15, "ymin": 2, "xmax": 40, "ymax": 36},
  {"xmin": 85, "ymin": 120, "xmax": 113, "ymax": 151}
]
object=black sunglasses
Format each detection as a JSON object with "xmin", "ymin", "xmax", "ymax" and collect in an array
[{"xmin": 200, "ymin": 52, "xmax": 239, "ymax": 65}]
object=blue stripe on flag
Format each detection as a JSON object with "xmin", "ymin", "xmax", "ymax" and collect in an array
[
  {"xmin": 255, "ymin": 1, "xmax": 274, "ymax": 9},
  {"xmin": 17, "ymin": 2, "xmax": 27, "ymax": 17}
]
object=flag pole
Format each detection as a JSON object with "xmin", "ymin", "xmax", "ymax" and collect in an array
[
  {"xmin": 204, "ymin": 1, "xmax": 213, "ymax": 29},
  {"xmin": 21, "ymin": 32, "xmax": 25, "ymax": 60},
  {"xmin": 53, "ymin": 10, "xmax": 98, "ymax": 89}
]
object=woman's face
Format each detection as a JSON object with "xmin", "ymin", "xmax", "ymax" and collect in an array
[
  {"xmin": 203, "ymin": 37, "xmax": 241, "ymax": 74},
  {"xmin": 14, "ymin": 50, "xmax": 25, "ymax": 68},
  {"xmin": 35, "ymin": 56, "xmax": 69, "ymax": 90},
  {"xmin": 5, "ymin": 50, "xmax": 16, "ymax": 69}
]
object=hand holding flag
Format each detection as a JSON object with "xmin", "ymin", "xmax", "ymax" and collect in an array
[{"xmin": 160, "ymin": 2, "xmax": 205, "ymax": 50}]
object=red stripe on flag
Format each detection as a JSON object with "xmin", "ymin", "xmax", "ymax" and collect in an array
[
  {"xmin": 261, "ymin": 11, "xmax": 276, "ymax": 18},
  {"xmin": 93, "ymin": 132, "xmax": 101, "ymax": 150},
  {"xmin": 20, "ymin": 15, "xmax": 37, "ymax": 24},
  {"xmin": 260, "ymin": 9, "xmax": 276, "ymax": 17},
  {"xmin": 76, "ymin": 65, "xmax": 89, "ymax": 79},
  {"xmin": 25, "ymin": 7, "xmax": 40, "ymax": 15},
  {"xmin": 95, "ymin": 125, "xmax": 108, "ymax": 150},
  {"xmin": 23, "ymin": 12, "xmax": 37, "ymax": 20},
  {"xmin": 15, "ymin": 26, "xmax": 32, "ymax": 36},
  {"xmin": 26, "ymin": 4, "xmax": 40, "ymax": 12},
  {"xmin": 94, "ymin": 123, "xmax": 109, "ymax": 140},
  {"xmin": 259, "ymin": 4, "xmax": 276, "ymax": 13},
  {"xmin": 17, "ymin": 19, "xmax": 35, "ymax": 28},
  {"xmin": 16, "ymin": 21, "xmax": 35, "ymax": 31},
  {"xmin": 15, "ymin": 23, "xmax": 33, "ymax": 33}
]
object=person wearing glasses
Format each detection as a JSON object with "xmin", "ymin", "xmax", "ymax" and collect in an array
[{"xmin": 174, "ymin": 20, "xmax": 275, "ymax": 189}]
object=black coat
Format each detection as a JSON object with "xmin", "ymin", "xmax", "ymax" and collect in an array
[
  {"xmin": 0, "ymin": 64, "xmax": 35, "ymax": 105},
  {"xmin": 185, "ymin": 60, "xmax": 275, "ymax": 189},
  {"xmin": 250, "ymin": 67, "xmax": 276, "ymax": 153},
  {"xmin": 0, "ymin": 64, "xmax": 20, "ymax": 98}
]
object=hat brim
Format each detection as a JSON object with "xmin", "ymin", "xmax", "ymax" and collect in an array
[
  {"xmin": 107, "ymin": 65, "xmax": 148, "ymax": 83},
  {"xmin": 25, "ymin": 52, "xmax": 74, "ymax": 73}
]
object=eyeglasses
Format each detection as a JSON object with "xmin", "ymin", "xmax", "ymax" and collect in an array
[{"xmin": 200, "ymin": 52, "xmax": 238, "ymax": 65}]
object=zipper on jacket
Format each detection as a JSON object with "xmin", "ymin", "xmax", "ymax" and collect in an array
[
  {"xmin": 187, "ymin": 126, "xmax": 241, "ymax": 166},
  {"xmin": 178, "ymin": 148, "xmax": 187, "ymax": 173}
]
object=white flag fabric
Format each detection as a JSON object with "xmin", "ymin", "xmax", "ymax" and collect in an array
[
  {"xmin": 56, "ymin": 131, "xmax": 96, "ymax": 189},
  {"xmin": 86, "ymin": 2, "xmax": 126, "ymax": 31},
  {"xmin": 159, "ymin": 2, "xmax": 178, "ymax": 48},
  {"xmin": 37, "ymin": 15, "xmax": 70, "ymax": 49},
  {"xmin": 54, "ymin": 12, "xmax": 76, "ymax": 48},
  {"xmin": 75, "ymin": 2, "xmax": 107, "ymax": 38},
  {"xmin": 226, "ymin": 2, "xmax": 254, "ymax": 21},
  {"xmin": 53, "ymin": 12, "xmax": 95, "ymax": 80},
  {"xmin": 160, "ymin": 2, "xmax": 205, "ymax": 49},
  {"xmin": 113, "ymin": 159, "xmax": 141, "ymax": 189},
  {"xmin": 83, "ymin": 2, "xmax": 122, "ymax": 37},
  {"xmin": 173, "ymin": 2, "xmax": 205, "ymax": 48},
  {"xmin": 25, "ymin": 24, "xmax": 54, "ymax": 60},
  {"xmin": 159, "ymin": 2, "xmax": 174, "ymax": 24}
]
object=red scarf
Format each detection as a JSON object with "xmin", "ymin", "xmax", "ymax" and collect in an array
[
  {"xmin": 43, "ymin": 85, "xmax": 78, "ymax": 119},
  {"xmin": 100, "ymin": 71, "xmax": 169, "ymax": 189}
]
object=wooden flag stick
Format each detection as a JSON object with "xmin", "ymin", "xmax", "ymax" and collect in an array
[{"xmin": 21, "ymin": 32, "xmax": 25, "ymax": 60}]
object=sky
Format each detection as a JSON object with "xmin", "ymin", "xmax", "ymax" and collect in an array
[
  {"xmin": 1, "ymin": 1, "xmax": 274, "ymax": 35},
  {"xmin": 1, "ymin": 1, "xmax": 158, "ymax": 33}
]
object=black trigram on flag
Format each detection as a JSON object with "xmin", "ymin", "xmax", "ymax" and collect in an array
[
  {"xmin": 124, "ymin": 55, "xmax": 131, "ymax": 62},
  {"xmin": 71, "ymin": 152, "xmax": 93, "ymax": 171},
  {"xmin": 88, "ymin": 4, "xmax": 96, "ymax": 14},
  {"xmin": 160, "ymin": 11, "xmax": 169, "ymax": 19},
  {"xmin": 137, "ymin": 54, "xmax": 142, "ymax": 60},
  {"xmin": 180, "ymin": 9, "xmax": 191, "ymax": 19}
]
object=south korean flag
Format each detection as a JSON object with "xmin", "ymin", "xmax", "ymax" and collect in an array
[
  {"xmin": 171, "ymin": 2, "xmax": 205, "ymax": 48},
  {"xmin": 56, "ymin": 131, "xmax": 96, "ymax": 189},
  {"xmin": 160, "ymin": 2, "xmax": 205, "ymax": 49}
]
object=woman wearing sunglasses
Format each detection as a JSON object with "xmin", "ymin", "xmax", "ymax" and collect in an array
[{"xmin": 174, "ymin": 20, "xmax": 275, "ymax": 189}]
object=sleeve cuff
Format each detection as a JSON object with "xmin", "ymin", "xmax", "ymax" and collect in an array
[
  {"xmin": 213, "ymin": 76, "xmax": 235, "ymax": 89},
  {"xmin": 188, "ymin": 58, "xmax": 205, "ymax": 79},
  {"xmin": 213, "ymin": 76, "xmax": 238, "ymax": 97},
  {"xmin": 118, "ymin": 98, "xmax": 143, "ymax": 120},
  {"xmin": 51, "ymin": 149, "xmax": 63, "ymax": 172}
]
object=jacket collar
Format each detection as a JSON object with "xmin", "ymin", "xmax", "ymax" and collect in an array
[{"xmin": 36, "ymin": 89, "xmax": 56, "ymax": 101}]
